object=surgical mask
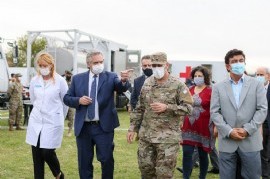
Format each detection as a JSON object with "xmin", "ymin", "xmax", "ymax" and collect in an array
[
  {"xmin": 231, "ymin": 63, "xmax": 245, "ymax": 75},
  {"xmin": 92, "ymin": 64, "xmax": 104, "ymax": 74},
  {"xmin": 40, "ymin": 67, "xmax": 50, "ymax": 76},
  {"xmin": 194, "ymin": 77, "xmax": 205, "ymax": 86},
  {"xmin": 256, "ymin": 76, "xmax": 266, "ymax": 83},
  {"xmin": 143, "ymin": 68, "xmax": 153, "ymax": 77},
  {"xmin": 152, "ymin": 67, "xmax": 165, "ymax": 79}
]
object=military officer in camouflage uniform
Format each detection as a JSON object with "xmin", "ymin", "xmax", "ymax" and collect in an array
[
  {"xmin": 127, "ymin": 52, "xmax": 193, "ymax": 179},
  {"xmin": 65, "ymin": 70, "xmax": 75, "ymax": 136},
  {"xmin": 7, "ymin": 73, "xmax": 24, "ymax": 131}
]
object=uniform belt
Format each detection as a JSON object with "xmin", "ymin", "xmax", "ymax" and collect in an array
[{"xmin": 85, "ymin": 121, "xmax": 100, "ymax": 125}]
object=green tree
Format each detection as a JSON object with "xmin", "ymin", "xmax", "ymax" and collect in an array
[{"xmin": 7, "ymin": 35, "xmax": 47, "ymax": 67}]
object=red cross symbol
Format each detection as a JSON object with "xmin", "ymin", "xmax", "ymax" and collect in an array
[{"xmin": 180, "ymin": 66, "xmax": 192, "ymax": 79}]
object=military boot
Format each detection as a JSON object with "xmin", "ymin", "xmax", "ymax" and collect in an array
[
  {"xmin": 16, "ymin": 125, "xmax": 24, "ymax": 130},
  {"xmin": 9, "ymin": 124, "xmax": 14, "ymax": 131}
]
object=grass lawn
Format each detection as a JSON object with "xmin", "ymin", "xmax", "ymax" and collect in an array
[{"xmin": 0, "ymin": 109, "xmax": 219, "ymax": 179}]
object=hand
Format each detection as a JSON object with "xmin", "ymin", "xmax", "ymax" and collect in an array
[
  {"xmin": 79, "ymin": 96, "xmax": 91, "ymax": 105},
  {"xmin": 120, "ymin": 69, "xmax": 133, "ymax": 82},
  {"xmin": 213, "ymin": 126, "xmax": 218, "ymax": 138},
  {"xmin": 127, "ymin": 104, "xmax": 132, "ymax": 113},
  {"xmin": 229, "ymin": 128, "xmax": 245, "ymax": 140},
  {"xmin": 150, "ymin": 102, "xmax": 167, "ymax": 114},
  {"xmin": 236, "ymin": 128, "xmax": 248, "ymax": 138},
  {"xmin": 127, "ymin": 131, "xmax": 136, "ymax": 144},
  {"xmin": 260, "ymin": 126, "xmax": 263, "ymax": 136}
]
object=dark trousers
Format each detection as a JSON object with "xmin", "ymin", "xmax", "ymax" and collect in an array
[
  {"xmin": 31, "ymin": 135, "xmax": 61, "ymax": 179},
  {"xmin": 261, "ymin": 123, "xmax": 270, "ymax": 179},
  {"xmin": 182, "ymin": 145, "xmax": 209, "ymax": 179},
  {"xmin": 23, "ymin": 104, "xmax": 33, "ymax": 125},
  {"xmin": 76, "ymin": 122, "xmax": 114, "ymax": 179},
  {"xmin": 209, "ymin": 146, "xmax": 219, "ymax": 170},
  {"xmin": 192, "ymin": 146, "xmax": 219, "ymax": 170},
  {"xmin": 219, "ymin": 149, "xmax": 261, "ymax": 179}
]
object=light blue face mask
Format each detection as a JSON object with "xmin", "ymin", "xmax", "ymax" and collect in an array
[
  {"xmin": 194, "ymin": 77, "xmax": 205, "ymax": 86},
  {"xmin": 256, "ymin": 76, "xmax": 266, "ymax": 83},
  {"xmin": 231, "ymin": 63, "xmax": 245, "ymax": 75}
]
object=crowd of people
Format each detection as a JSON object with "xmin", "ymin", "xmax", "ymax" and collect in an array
[
  {"xmin": 5, "ymin": 48, "xmax": 270, "ymax": 179},
  {"xmin": 127, "ymin": 49, "xmax": 269, "ymax": 179}
]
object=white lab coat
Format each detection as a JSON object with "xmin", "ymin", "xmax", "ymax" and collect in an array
[{"xmin": 26, "ymin": 73, "xmax": 68, "ymax": 149}]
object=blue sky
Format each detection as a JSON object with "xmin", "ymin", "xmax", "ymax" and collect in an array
[{"xmin": 1, "ymin": 0, "xmax": 270, "ymax": 72}]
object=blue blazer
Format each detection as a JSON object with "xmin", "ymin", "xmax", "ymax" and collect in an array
[
  {"xmin": 63, "ymin": 71, "xmax": 130, "ymax": 136},
  {"xmin": 130, "ymin": 75, "xmax": 146, "ymax": 110}
]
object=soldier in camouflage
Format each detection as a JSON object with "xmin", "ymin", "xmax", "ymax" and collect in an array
[
  {"xmin": 65, "ymin": 70, "xmax": 75, "ymax": 136},
  {"xmin": 127, "ymin": 52, "xmax": 194, "ymax": 179},
  {"xmin": 7, "ymin": 73, "xmax": 24, "ymax": 131}
]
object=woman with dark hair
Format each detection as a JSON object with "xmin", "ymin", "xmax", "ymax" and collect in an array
[{"xmin": 181, "ymin": 66, "xmax": 214, "ymax": 179}]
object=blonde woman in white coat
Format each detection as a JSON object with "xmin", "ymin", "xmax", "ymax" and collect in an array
[{"xmin": 26, "ymin": 52, "xmax": 68, "ymax": 179}]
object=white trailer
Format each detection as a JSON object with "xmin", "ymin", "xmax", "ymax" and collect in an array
[
  {"xmin": 26, "ymin": 29, "xmax": 141, "ymax": 108},
  {"xmin": 170, "ymin": 60, "xmax": 228, "ymax": 84},
  {"xmin": 26, "ymin": 29, "xmax": 141, "ymax": 82},
  {"xmin": 0, "ymin": 44, "xmax": 10, "ymax": 108},
  {"xmin": 0, "ymin": 41, "xmax": 18, "ymax": 108}
]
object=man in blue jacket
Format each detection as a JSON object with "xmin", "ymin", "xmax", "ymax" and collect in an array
[
  {"xmin": 130, "ymin": 55, "xmax": 152, "ymax": 110},
  {"xmin": 64, "ymin": 51, "xmax": 131, "ymax": 179}
]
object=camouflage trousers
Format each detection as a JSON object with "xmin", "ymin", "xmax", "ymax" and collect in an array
[
  {"xmin": 66, "ymin": 108, "xmax": 75, "ymax": 129},
  {"xmin": 9, "ymin": 102, "xmax": 23, "ymax": 126},
  {"xmin": 138, "ymin": 139, "xmax": 180, "ymax": 179}
]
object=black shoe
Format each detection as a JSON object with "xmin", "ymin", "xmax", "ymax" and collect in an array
[
  {"xmin": 176, "ymin": 167, "xmax": 183, "ymax": 173},
  {"xmin": 60, "ymin": 171, "xmax": 64, "ymax": 179},
  {"xmin": 193, "ymin": 161, "xmax": 199, "ymax": 168},
  {"xmin": 208, "ymin": 168, "xmax": 219, "ymax": 174}
]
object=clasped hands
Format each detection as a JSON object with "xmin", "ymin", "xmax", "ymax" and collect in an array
[{"xmin": 229, "ymin": 128, "xmax": 248, "ymax": 140}]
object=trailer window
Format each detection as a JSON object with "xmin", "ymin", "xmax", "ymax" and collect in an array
[
  {"xmin": 0, "ymin": 52, "xmax": 2, "ymax": 59},
  {"xmin": 128, "ymin": 54, "xmax": 139, "ymax": 63}
]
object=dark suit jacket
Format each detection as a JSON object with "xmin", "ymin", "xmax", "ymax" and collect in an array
[
  {"xmin": 130, "ymin": 75, "xmax": 145, "ymax": 110},
  {"xmin": 63, "ymin": 71, "xmax": 130, "ymax": 136},
  {"xmin": 267, "ymin": 84, "xmax": 270, "ymax": 130}
]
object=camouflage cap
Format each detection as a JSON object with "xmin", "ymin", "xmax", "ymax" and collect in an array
[
  {"xmin": 15, "ymin": 73, "xmax": 22, "ymax": 77},
  {"xmin": 151, "ymin": 52, "xmax": 167, "ymax": 64}
]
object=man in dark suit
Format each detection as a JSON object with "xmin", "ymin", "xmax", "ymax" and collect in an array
[
  {"xmin": 63, "ymin": 51, "xmax": 131, "ymax": 179},
  {"xmin": 130, "ymin": 55, "xmax": 152, "ymax": 110},
  {"xmin": 256, "ymin": 67, "xmax": 270, "ymax": 179}
]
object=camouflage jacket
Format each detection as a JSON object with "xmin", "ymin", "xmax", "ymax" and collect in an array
[
  {"xmin": 7, "ymin": 81, "xmax": 23, "ymax": 104},
  {"xmin": 129, "ymin": 75, "xmax": 193, "ymax": 143}
]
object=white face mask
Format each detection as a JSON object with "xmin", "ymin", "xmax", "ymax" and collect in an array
[
  {"xmin": 92, "ymin": 64, "xmax": 104, "ymax": 74},
  {"xmin": 152, "ymin": 67, "xmax": 165, "ymax": 79},
  {"xmin": 40, "ymin": 67, "xmax": 50, "ymax": 76}
]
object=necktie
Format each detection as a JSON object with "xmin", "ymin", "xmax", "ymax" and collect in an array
[{"xmin": 88, "ymin": 75, "xmax": 97, "ymax": 120}]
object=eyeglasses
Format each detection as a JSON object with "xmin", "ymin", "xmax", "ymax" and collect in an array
[
  {"xmin": 152, "ymin": 64, "xmax": 164, "ymax": 67},
  {"xmin": 256, "ymin": 74, "xmax": 265, "ymax": 76}
]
